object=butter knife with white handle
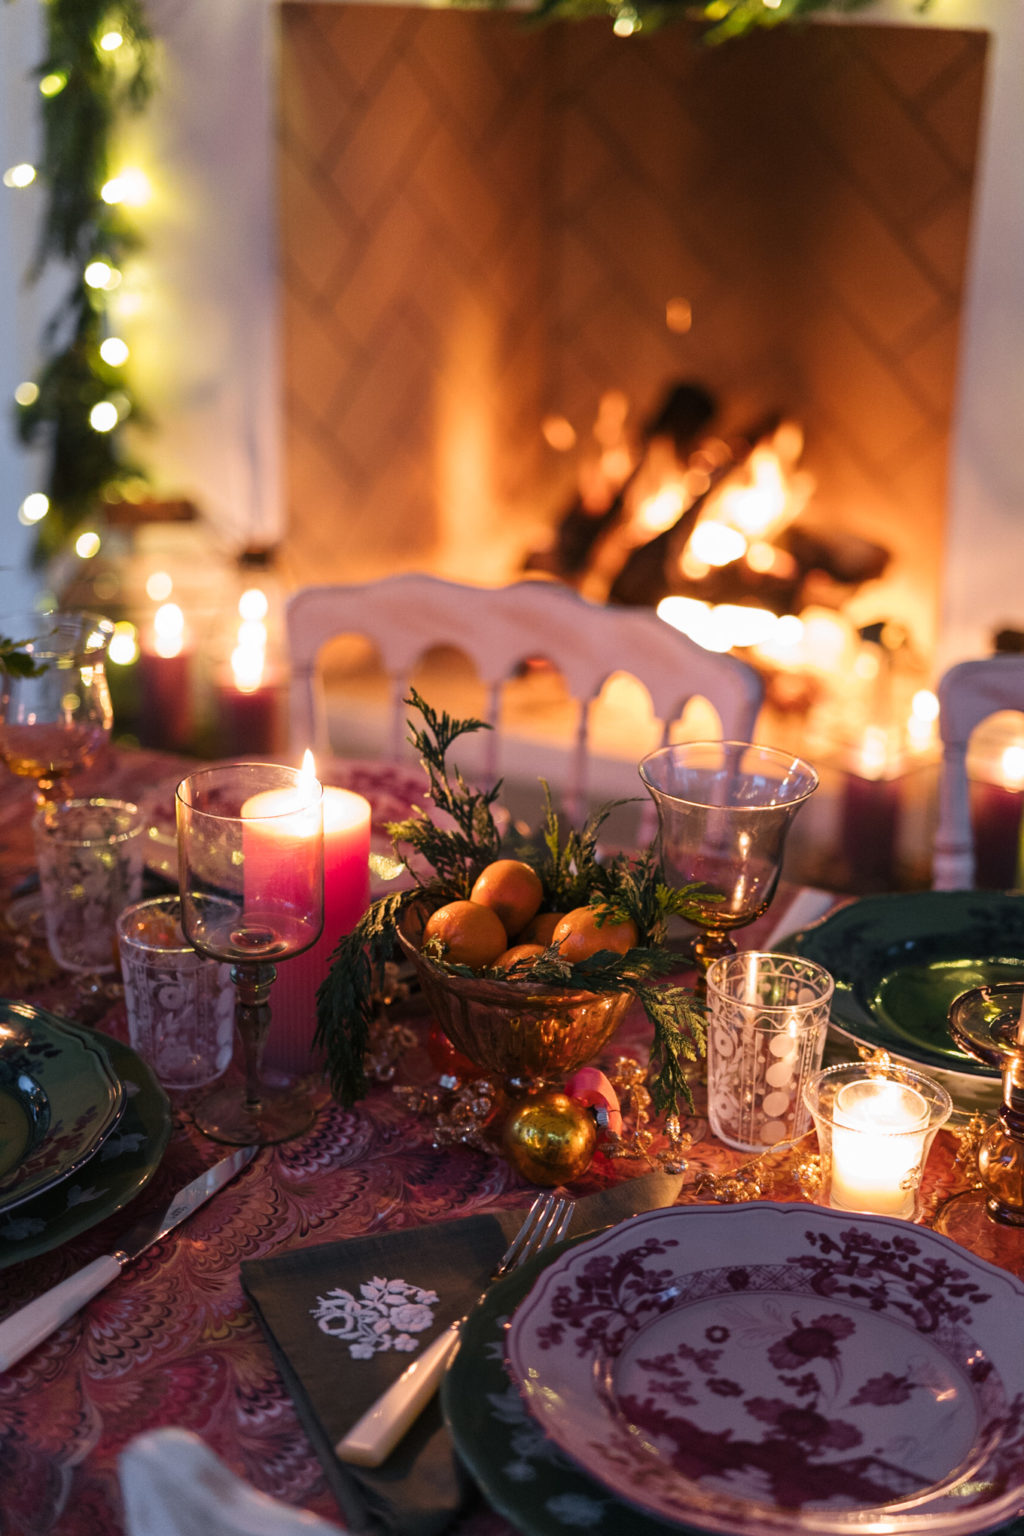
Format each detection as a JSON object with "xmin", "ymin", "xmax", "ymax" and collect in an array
[{"xmin": 0, "ymin": 1144, "xmax": 257, "ymax": 1372}]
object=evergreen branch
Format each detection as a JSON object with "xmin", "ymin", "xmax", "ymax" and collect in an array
[
  {"xmin": 636, "ymin": 981, "xmax": 706, "ymax": 1118},
  {"xmin": 0, "ymin": 636, "xmax": 47, "ymax": 679},
  {"xmin": 314, "ymin": 889, "xmax": 422, "ymax": 1105}
]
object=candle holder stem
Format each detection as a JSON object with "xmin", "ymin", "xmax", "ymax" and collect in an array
[{"xmin": 231, "ymin": 960, "xmax": 276, "ymax": 1113}]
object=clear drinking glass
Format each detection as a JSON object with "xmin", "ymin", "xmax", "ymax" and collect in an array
[
  {"xmin": 33, "ymin": 797, "xmax": 144, "ymax": 972},
  {"xmin": 176, "ymin": 762, "xmax": 324, "ymax": 1145},
  {"xmin": 639, "ymin": 741, "xmax": 818, "ymax": 972},
  {"xmin": 117, "ymin": 896, "xmax": 235, "ymax": 1089}
]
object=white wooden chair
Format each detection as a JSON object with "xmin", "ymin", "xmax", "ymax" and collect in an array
[
  {"xmin": 285, "ymin": 574, "xmax": 764, "ymax": 822},
  {"xmin": 119, "ymin": 1428, "xmax": 348, "ymax": 1536},
  {"xmin": 933, "ymin": 654, "xmax": 1024, "ymax": 889}
]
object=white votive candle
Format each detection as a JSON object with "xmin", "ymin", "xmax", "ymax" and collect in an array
[{"xmin": 829, "ymin": 1077, "xmax": 930, "ymax": 1219}]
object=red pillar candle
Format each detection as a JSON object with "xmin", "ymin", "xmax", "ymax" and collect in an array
[
  {"xmin": 137, "ymin": 648, "xmax": 195, "ymax": 751},
  {"xmin": 264, "ymin": 785, "xmax": 371, "ymax": 1076}
]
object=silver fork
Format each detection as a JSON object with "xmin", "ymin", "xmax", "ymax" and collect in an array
[{"xmin": 335, "ymin": 1191, "xmax": 575, "ymax": 1467}]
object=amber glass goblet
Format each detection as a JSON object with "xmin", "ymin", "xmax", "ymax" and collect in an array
[
  {"xmin": 639, "ymin": 741, "xmax": 818, "ymax": 972},
  {"xmin": 176, "ymin": 763, "xmax": 324, "ymax": 1146}
]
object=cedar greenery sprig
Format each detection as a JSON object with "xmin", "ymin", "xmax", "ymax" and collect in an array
[{"xmin": 0, "ymin": 636, "xmax": 47, "ymax": 679}]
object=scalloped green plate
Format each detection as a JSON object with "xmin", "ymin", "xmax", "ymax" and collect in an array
[
  {"xmin": 0, "ymin": 1020, "xmax": 170, "ymax": 1269},
  {"xmin": 781, "ymin": 891, "xmax": 1023, "ymax": 1103}
]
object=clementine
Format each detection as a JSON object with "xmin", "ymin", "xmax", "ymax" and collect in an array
[
  {"xmin": 552, "ymin": 904, "xmax": 639, "ymax": 962},
  {"xmin": 515, "ymin": 910, "xmax": 564, "ymax": 947},
  {"xmin": 493, "ymin": 942, "xmax": 545, "ymax": 970},
  {"xmin": 421, "ymin": 899, "xmax": 508, "ymax": 969},
  {"xmin": 470, "ymin": 859, "xmax": 544, "ymax": 937}
]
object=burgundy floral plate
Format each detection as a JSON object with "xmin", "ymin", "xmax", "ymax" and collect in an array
[{"xmin": 505, "ymin": 1203, "xmax": 1024, "ymax": 1536}]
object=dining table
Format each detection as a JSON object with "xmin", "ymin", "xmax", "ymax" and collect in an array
[{"xmin": 0, "ymin": 742, "xmax": 1012, "ymax": 1536}]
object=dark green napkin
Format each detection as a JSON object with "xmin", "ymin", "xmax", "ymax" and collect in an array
[{"xmin": 241, "ymin": 1169, "xmax": 683, "ymax": 1536}]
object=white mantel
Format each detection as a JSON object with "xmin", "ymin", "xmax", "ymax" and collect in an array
[{"xmin": 2, "ymin": 0, "xmax": 1023, "ymax": 666}]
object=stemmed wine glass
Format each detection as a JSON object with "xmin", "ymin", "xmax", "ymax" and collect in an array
[
  {"xmin": 0, "ymin": 610, "xmax": 114, "ymax": 802},
  {"xmin": 176, "ymin": 763, "xmax": 324, "ymax": 1145},
  {"xmin": 639, "ymin": 740, "xmax": 818, "ymax": 972}
]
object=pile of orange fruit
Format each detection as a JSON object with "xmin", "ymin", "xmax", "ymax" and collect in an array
[{"xmin": 420, "ymin": 858, "xmax": 638, "ymax": 974}]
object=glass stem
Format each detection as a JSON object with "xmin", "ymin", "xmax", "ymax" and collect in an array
[{"xmin": 230, "ymin": 960, "xmax": 278, "ymax": 1112}]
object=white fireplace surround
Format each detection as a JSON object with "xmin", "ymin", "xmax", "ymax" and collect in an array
[{"xmin": 1, "ymin": 0, "xmax": 1022, "ymax": 670}]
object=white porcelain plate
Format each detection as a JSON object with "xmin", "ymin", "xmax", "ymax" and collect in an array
[{"xmin": 506, "ymin": 1203, "xmax": 1024, "ymax": 1536}]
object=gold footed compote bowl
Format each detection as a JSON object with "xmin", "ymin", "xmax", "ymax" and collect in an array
[
  {"xmin": 176, "ymin": 763, "xmax": 325, "ymax": 1146},
  {"xmin": 934, "ymin": 983, "xmax": 1024, "ymax": 1265},
  {"xmin": 639, "ymin": 741, "xmax": 818, "ymax": 973}
]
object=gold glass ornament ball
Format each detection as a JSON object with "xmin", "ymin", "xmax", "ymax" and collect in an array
[{"xmin": 503, "ymin": 1090, "xmax": 597, "ymax": 1186}]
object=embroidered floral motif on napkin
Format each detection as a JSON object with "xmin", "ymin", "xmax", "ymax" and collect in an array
[{"xmin": 311, "ymin": 1276, "xmax": 439, "ymax": 1359}]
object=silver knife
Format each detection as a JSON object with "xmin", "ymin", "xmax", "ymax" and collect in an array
[{"xmin": 0, "ymin": 1144, "xmax": 257, "ymax": 1372}]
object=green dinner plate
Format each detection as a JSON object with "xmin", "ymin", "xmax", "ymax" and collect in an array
[
  {"xmin": 0, "ymin": 1002, "xmax": 125, "ymax": 1212},
  {"xmin": 0, "ymin": 1022, "xmax": 171, "ymax": 1269},
  {"xmin": 781, "ymin": 891, "xmax": 1024, "ymax": 1102}
]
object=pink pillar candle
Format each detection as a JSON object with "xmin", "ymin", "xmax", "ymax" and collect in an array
[
  {"xmin": 240, "ymin": 783, "xmax": 325, "ymax": 951},
  {"xmin": 265, "ymin": 786, "xmax": 371, "ymax": 1076}
]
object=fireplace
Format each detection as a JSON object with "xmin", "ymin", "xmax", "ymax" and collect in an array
[
  {"xmin": 275, "ymin": 5, "xmax": 986, "ymax": 673},
  {"xmin": 88, "ymin": 0, "xmax": 1024, "ymax": 677}
]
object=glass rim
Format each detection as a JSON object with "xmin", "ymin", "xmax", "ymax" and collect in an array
[
  {"xmin": 116, "ymin": 895, "xmax": 197, "ymax": 957},
  {"xmin": 175, "ymin": 761, "xmax": 324, "ymax": 821},
  {"xmin": 705, "ymin": 950, "xmax": 835, "ymax": 1011},
  {"xmin": 802, "ymin": 1060, "xmax": 953, "ymax": 1129},
  {"xmin": 0, "ymin": 608, "xmax": 114, "ymax": 658},
  {"xmin": 638, "ymin": 739, "xmax": 819, "ymax": 808},
  {"xmin": 33, "ymin": 796, "xmax": 142, "ymax": 843}
]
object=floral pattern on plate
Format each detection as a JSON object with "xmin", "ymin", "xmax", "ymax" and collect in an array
[{"xmin": 505, "ymin": 1204, "xmax": 1024, "ymax": 1536}]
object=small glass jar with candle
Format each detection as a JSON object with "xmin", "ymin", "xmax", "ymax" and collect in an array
[{"xmin": 803, "ymin": 1062, "xmax": 952, "ymax": 1221}]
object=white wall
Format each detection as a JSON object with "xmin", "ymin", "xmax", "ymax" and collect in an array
[{"xmin": 0, "ymin": 0, "xmax": 48, "ymax": 614}]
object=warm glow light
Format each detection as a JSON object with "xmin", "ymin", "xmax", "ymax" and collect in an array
[
  {"xmin": 108, "ymin": 622, "xmax": 139, "ymax": 666},
  {"xmin": 99, "ymin": 337, "xmax": 130, "ymax": 367},
  {"xmin": 75, "ymin": 531, "xmax": 101, "ymax": 559},
  {"xmin": 859, "ymin": 725, "xmax": 891, "ymax": 781},
  {"xmin": 237, "ymin": 620, "xmax": 268, "ymax": 652},
  {"xmin": 99, "ymin": 30, "xmax": 124, "ymax": 50},
  {"xmin": 912, "ymin": 690, "xmax": 940, "ymax": 723},
  {"xmin": 39, "ymin": 72, "xmax": 67, "ymax": 98},
  {"xmin": 89, "ymin": 400, "xmax": 119, "ymax": 432},
  {"xmin": 690, "ymin": 521, "xmax": 747, "ymax": 567},
  {"xmin": 238, "ymin": 587, "xmax": 269, "ymax": 622},
  {"xmin": 541, "ymin": 414, "xmax": 576, "ymax": 452},
  {"xmin": 637, "ymin": 486, "xmax": 685, "ymax": 536},
  {"xmin": 101, "ymin": 168, "xmax": 150, "ymax": 207},
  {"xmin": 3, "ymin": 163, "xmax": 36, "ymax": 189},
  {"xmin": 84, "ymin": 260, "xmax": 120, "ymax": 290},
  {"xmin": 613, "ymin": 7, "xmax": 640, "ymax": 36},
  {"xmin": 1000, "ymin": 746, "xmax": 1024, "ymax": 790},
  {"xmin": 154, "ymin": 603, "xmax": 185, "ymax": 659},
  {"xmin": 14, "ymin": 380, "xmax": 39, "ymax": 406},
  {"xmin": 17, "ymin": 492, "xmax": 49, "ymax": 526},
  {"xmin": 230, "ymin": 643, "xmax": 265, "ymax": 693},
  {"xmin": 665, "ymin": 297, "xmax": 692, "ymax": 334},
  {"xmin": 145, "ymin": 571, "xmax": 174, "ymax": 601},
  {"xmin": 301, "ymin": 749, "xmax": 316, "ymax": 779},
  {"xmin": 712, "ymin": 605, "xmax": 778, "ymax": 649},
  {"xmin": 657, "ymin": 595, "xmax": 711, "ymax": 640}
]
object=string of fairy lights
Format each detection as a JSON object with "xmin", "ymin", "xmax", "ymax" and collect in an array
[{"xmin": 4, "ymin": 0, "xmax": 153, "ymax": 571}]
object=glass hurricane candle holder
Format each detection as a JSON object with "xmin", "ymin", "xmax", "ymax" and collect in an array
[
  {"xmin": 639, "ymin": 741, "xmax": 817, "ymax": 972},
  {"xmin": 804, "ymin": 1062, "xmax": 952, "ymax": 1221},
  {"xmin": 176, "ymin": 762, "xmax": 324, "ymax": 1145}
]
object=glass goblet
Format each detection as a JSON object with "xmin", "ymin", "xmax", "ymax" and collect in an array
[
  {"xmin": 639, "ymin": 740, "xmax": 818, "ymax": 972},
  {"xmin": 176, "ymin": 763, "xmax": 325, "ymax": 1146},
  {"xmin": 0, "ymin": 610, "xmax": 114, "ymax": 802}
]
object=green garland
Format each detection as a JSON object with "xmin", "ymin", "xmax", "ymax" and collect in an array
[
  {"xmin": 518, "ymin": 0, "xmax": 909, "ymax": 40},
  {"xmin": 8, "ymin": 0, "xmax": 153, "ymax": 564}
]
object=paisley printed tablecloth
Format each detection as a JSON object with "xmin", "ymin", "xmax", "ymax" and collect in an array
[{"xmin": 0, "ymin": 746, "xmax": 990, "ymax": 1536}]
